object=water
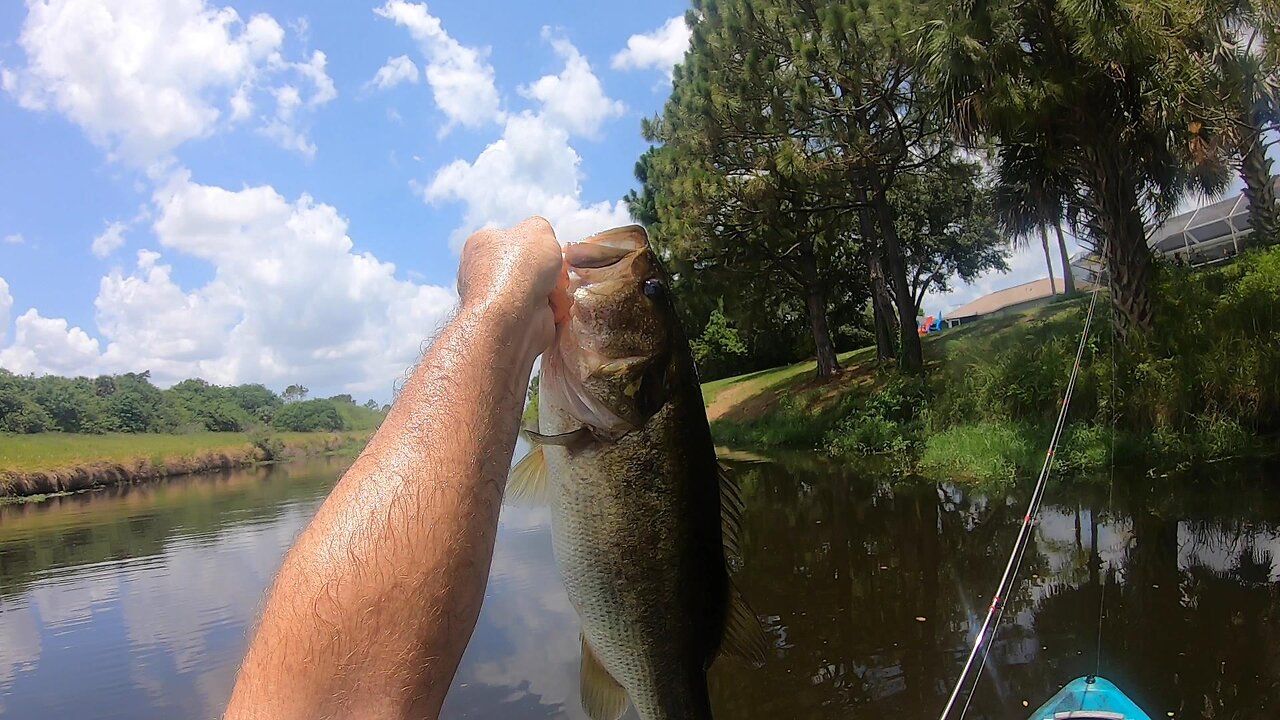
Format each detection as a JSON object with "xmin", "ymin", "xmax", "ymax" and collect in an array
[{"xmin": 2, "ymin": 455, "xmax": 1279, "ymax": 719}]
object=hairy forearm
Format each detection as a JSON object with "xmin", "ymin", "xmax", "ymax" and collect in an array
[{"xmin": 227, "ymin": 305, "xmax": 537, "ymax": 720}]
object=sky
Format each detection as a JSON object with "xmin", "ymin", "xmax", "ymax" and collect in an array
[{"xmin": 0, "ymin": 0, "xmax": 1235, "ymax": 401}]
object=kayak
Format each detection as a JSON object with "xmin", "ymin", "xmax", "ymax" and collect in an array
[{"xmin": 1028, "ymin": 676, "xmax": 1153, "ymax": 720}]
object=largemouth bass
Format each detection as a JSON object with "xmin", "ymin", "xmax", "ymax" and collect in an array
[{"xmin": 508, "ymin": 225, "xmax": 766, "ymax": 720}]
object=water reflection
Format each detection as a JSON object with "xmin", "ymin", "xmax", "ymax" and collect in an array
[
  {"xmin": 708, "ymin": 459, "xmax": 1280, "ymax": 719},
  {"xmin": 1, "ymin": 455, "xmax": 1279, "ymax": 719},
  {"xmin": 0, "ymin": 460, "xmax": 345, "ymax": 719},
  {"xmin": 443, "ymin": 503, "xmax": 586, "ymax": 720}
]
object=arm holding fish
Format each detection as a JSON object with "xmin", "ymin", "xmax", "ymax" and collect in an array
[{"xmin": 226, "ymin": 217, "xmax": 568, "ymax": 720}]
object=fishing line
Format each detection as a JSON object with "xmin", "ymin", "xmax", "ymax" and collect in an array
[
  {"xmin": 937, "ymin": 264, "xmax": 1106, "ymax": 720},
  {"xmin": 1095, "ymin": 276, "xmax": 1118, "ymax": 680}
]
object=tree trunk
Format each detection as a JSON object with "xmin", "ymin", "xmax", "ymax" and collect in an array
[
  {"xmin": 1239, "ymin": 123, "xmax": 1279, "ymax": 247},
  {"xmin": 1038, "ymin": 224, "xmax": 1058, "ymax": 296},
  {"xmin": 798, "ymin": 239, "xmax": 840, "ymax": 378},
  {"xmin": 1054, "ymin": 222, "xmax": 1077, "ymax": 295},
  {"xmin": 870, "ymin": 181, "xmax": 924, "ymax": 374},
  {"xmin": 1080, "ymin": 148, "xmax": 1156, "ymax": 337},
  {"xmin": 858, "ymin": 191, "xmax": 896, "ymax": 362},
  {"xmin": 871, "ymin": 270, "xmax": 897, "ymax": 363}
]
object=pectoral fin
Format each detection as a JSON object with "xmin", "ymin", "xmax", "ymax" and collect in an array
[
  {"xmin": 523, "ymin": 427, "xmax": 593, "ymax": 447},
  {"xmin": 580, "ymin": 633, "xmax": 629, "ymax": 720},
  {"xmin": 507, "ymin": 445, "xmax": 549, "ymax": 505}
]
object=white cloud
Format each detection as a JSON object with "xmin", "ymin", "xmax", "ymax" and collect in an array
[
  {"xmin": 94, "ymin": 248, "xmax": 244, "ymax": 382},
  {"xmin": 260, "ymin": 85, "xmax": 317, "ymax": 157},
  {"xmin": 0, "ymin": 278, "xmax": 11, "ymax": 345},
  {"xmin": 0, "ymin": 309, "xmax": 102, "ymax": 377},
  {"xmin": 2, "ymin": 233, "xmax": 23, "ymax": 245},
  {"xmin": 374, "ymin": 0, "xmax": 501, "ymax": 132},
  {"xmin": 251, "ymin": 51, "xmax": 335, "ymax": 159},
  {"xmin": 424, "ymin": 35, "xmax": 631, "ymax": 248},
  {"xmin": 610, "ymin": 15, "xmax": 691, "ymax": 80},
  {"xmin": 425, "ymin": 113, "xmax": 631, "ymax": 250},
  {"xmin": 0, "ymin": 172, "xmax": 457, "ymax": 397},
  {"xmin": 0, "ymin": 600, "xmax": 41, "ymax": 699},
  {"xmin": 4, "ymin": 0, "xmax": 335, "ymax": 166},
  {"xmin": 519, "ymin": 30, "xmax": 625, "ymax": 138},
  {"xmin": 368, "ymin": 54, "xmax": 420, "ymax": 91},
  {"xmin": 291, "ymin": 49, "xmax": 337, "ymax": 107},
  {"xmin": 104, "ymin": 171, "xmax": 455, "ymax": 393},
  {"xmin": 91, "ymin": 221, "xmax": 128, "ymax": 258}
]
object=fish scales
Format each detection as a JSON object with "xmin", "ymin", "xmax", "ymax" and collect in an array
[{"xmin": 543, "ymin": 365, "xmax": 727, "ymax": 720}]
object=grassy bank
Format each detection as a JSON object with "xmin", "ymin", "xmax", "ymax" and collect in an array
[
  {"xmin": 704, "ymin": 246, "xmax": 1280, "ymax": 484},
  {"xmin": 0, "ymin": 430, "xmax": 371, "ymax": 500}
]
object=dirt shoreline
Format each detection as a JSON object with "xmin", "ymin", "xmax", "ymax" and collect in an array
[{"xmin": 0, "ymin": 436, "xmax": 364, "ymax": 500}]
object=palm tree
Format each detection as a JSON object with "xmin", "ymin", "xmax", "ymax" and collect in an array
[
  {"xmin": 993, "ymin": 144, "xmax": 1078, "ymax": 296},
  {"xmin": 1204, "ymin": 5, "xmax": 1280, "ymax": 246},
  {"xmin": 923, "ymin": 0, "xmax": 1228, "ymax": 336}
]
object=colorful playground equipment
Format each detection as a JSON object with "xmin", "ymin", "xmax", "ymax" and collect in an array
[{"xmin": 918, "ymin": 312, "xmax": 945, "ymax": 336}]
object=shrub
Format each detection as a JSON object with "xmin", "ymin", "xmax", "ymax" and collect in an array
[
  {"xmin": 919, "ymin": 422, "xmax": 1042, "ymax": 485},
  {"xmin": 246, "ymin": 425, "xmax": 286, "ymax": 461},
  {"xmin": 823, "ymin": 373, "xmax": 927, "ymax": 455},
  {"xmin": 1056, "ymin": 423, "xmax": 1112, "ymax": 474},
  {"xmin": 272, "ymin": 400, "xmax": 346, "ymax": 432},
  {"xmin": 0, "ymin": 386, "xmax": 54, "ymax": 433},
  {"xmin": 691, "ymin": 309, "xmax": 748, "ymax": 381},
  {"xmin": 824, "ymin": 414, "xmax": 910, "ymax": 455}
]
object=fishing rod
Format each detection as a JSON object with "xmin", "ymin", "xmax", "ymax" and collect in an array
[{"xmin": 936, "ymin": 277, "xmax": 1105, "ymax": 720}]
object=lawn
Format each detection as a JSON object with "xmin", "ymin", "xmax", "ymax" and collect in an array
[{"xmin": 0, "ymin": 431, "xmax": 371, "ymax": 474}]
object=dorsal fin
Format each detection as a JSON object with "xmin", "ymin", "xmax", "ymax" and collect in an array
[
  {"xmin": 718, "ymin": 461, "xmax": 746, "ymax": 561},
  {"xmin": 580, "ymin": 633, "xmax": 629, "ymax": 720},
  {"xmin": 720, "ymin": 580, "xmax": 769, "ymax": 667},
  {"xmin": 717, "ymin": 460, "xmax": 768, "ymax": 666}
]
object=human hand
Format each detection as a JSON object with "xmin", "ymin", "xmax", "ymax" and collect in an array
[{"xmin": 457, "ymin": 216, "xmax": 569, "ymax": 357}]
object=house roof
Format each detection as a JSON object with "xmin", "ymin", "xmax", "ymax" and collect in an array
[
  {"xmin": 1146, "ymin": 176, "xmax": 1280, "ymax": 253},
  {"xmin": 949, "ymin": 277, "xmax": 1062, "ymax": 319}
]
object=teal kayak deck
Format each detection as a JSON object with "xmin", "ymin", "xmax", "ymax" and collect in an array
[{"xmin": 1028, "ymin": 676, "xmax": 1152, "ymax": 720}]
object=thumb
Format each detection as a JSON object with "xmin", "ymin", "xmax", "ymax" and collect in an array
[{"xmin": 550, "ymin": 259, "xmax": 571, "ymax": 324}]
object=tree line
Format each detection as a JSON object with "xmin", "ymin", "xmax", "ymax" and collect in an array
[
  {"xmin": 633, "ymin": 0, "xmax": 1280, "ymax": 380},
  {"xmin": 0, "ymin": 370, "xmax": 388, "ymax": 434}
]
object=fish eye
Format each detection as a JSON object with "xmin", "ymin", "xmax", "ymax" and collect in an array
[{"xmin": 642, "ymin": 278, "xmax": 664, "ymax": 299}]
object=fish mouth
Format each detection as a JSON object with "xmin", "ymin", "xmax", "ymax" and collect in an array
[
  {"xmin": 564, "ymin": 225, "xmax": 649, "ymax": 269},
  {"xmin": 543, "ymin": 225, "xmax": 653, "ymax": 438}
]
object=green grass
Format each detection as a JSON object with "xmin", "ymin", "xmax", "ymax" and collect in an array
[
  {"xmin": 919, "ymin": 423, "xmax": 1043, "ymax": 486},
  {"xmin": 0, "ymin": 431, "xmax": 371, "ymax": 474},
  {"xmin": 701, "ymin": 346, "xmax": 876, "ymax": 410}
]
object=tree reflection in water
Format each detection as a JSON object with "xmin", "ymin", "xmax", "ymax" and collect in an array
[{"xmin": 709, "ymin": 456, "xmax": 1280, "ymax": 720}]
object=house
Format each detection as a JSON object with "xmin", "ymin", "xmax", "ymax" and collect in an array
[
  {"xmin": 1149, "ymin": 177, "xmax": 1279, "ymax": 266},
  {"xmin": 1071, "ymin": 177, "xmax": 1280, "ymax": 281},
  {"xmin": 945, "ymin": 277, "xmax": 1077, "ymax": 327}
]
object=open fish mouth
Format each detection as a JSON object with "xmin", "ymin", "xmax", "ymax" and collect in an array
[{"xmin": 542, "ymin": 225, "xmax": 655, "ymax": 438}]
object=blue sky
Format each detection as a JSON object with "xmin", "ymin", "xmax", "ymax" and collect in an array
[
  {"xmin": 0, "ymin": 0, "xmax": 1242, "ymax": 400},
  {"xmin": 0, "ymin": 0, "xmax": 692, "ymax": 399}
]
